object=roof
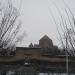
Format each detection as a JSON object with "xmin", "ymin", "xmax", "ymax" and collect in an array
[
  {"xmin": 39, "ymin": 35, "xmax": 51, "ymax": 41},
  {"xmin": 16, "ymin": 47, "xmax": 41, "ymax": 50}
]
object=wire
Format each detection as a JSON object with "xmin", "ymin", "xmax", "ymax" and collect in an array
[{"xmin": 48, "ymin": 0, "xmax": 65, "ymax": 48}]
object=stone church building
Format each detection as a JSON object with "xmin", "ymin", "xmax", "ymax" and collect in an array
[
  {"xmin": 0, "ymin": 35, "xmax": 60, "ymax": 63},
  {"xmin": 29, "ymin": 35, "xmax": 54, "ymax": 48}
]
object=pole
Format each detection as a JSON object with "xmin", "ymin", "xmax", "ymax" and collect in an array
[{"xmin": 66, "ymin": 35, "xmax": 69, "ymax": 75}]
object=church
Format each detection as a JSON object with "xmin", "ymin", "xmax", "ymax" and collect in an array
[
  {"xmin": 12, "ymin": 35, "xmax": 60, "ymax": 62},
  {"xmin": 29, "ymin": 35, "xmax": 53, "ymax": 48},
  {"xmin": 0, "ymin": 35, "xmax": 60, "ymax": 63}
]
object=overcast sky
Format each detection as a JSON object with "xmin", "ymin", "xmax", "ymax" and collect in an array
[{"xmin": 9, "ymin": 0, "xmax": 75, "ymax": 47}]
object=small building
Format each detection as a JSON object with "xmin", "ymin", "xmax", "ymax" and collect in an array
[
  {"xmin": 39, "ymin": 35, "xmax": 53, "ymax": 48},
  {"xmin": 34, "ymin": 44, "xmax": 39, "ymax": 48}
]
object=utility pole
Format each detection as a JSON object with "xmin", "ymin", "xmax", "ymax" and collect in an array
[{"xmin": 65, "ymin": 33, "xmax": 69, "ymax": 75}]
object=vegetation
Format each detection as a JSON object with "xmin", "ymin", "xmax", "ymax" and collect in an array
[
  {"xmin": 48, "ymin": 0, "xmax": 75, "ymax": 56},
  {"xmin": 0, "ymin": 0, "xmax": 25, "ymax": 55}
]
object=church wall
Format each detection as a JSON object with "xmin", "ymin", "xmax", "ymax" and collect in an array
[{"xmin": 15, "ymin": 47, "xmax": 41, "ymax": 60}]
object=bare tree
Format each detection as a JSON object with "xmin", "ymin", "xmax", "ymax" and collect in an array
[
  {"xmin": 0, "ymin": 0, "xmax": 25, "ymax": 53},
  {"xmin": 61, "ymin": 2, "xmax": 75, "ymax": 55},
  {"xmin": 48, "ymin": 0, "xmax": 75, "ymax": 56}
]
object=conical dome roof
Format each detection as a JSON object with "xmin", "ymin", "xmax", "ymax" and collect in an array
[
  {"xmin": 29, "ymin": 43, "xmax": 33, "ymax": 48},
  {"xmin": 39, "ymin": 35, "xmax": 51, "ymax": 41}
]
